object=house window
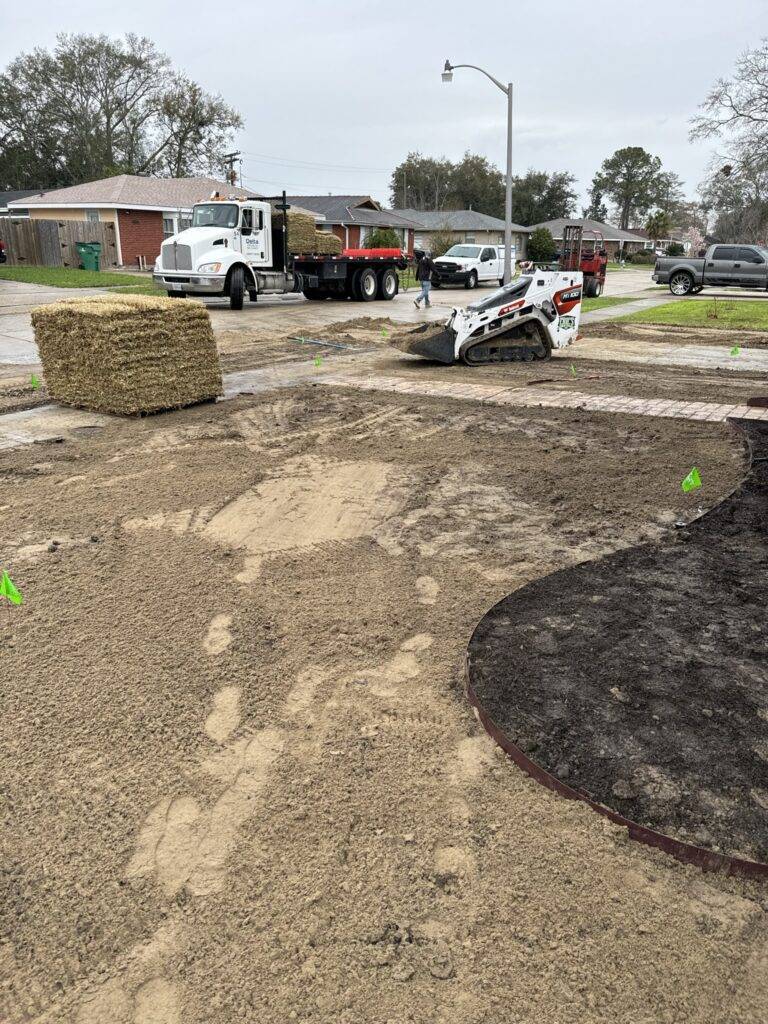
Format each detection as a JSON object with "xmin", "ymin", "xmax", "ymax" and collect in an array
[
  {"xmin": 465, "ymin": 235, "xmax": 476, "ymax": 243},
  {"xmin": 178, "ymin": 215, "xmax": 192, "ymax": 231},
  {"xmin": 162, "ymin": 215, "xmax": 176, "ymax": 238},
  {"xmin": 644, "ymin": 240, "xmax": 654, "ymax": 249},
  {"xmin": 85, "ymin": 209, "xmax": 100, "ymax": 223}
]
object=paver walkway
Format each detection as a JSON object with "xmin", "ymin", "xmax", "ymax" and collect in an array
[{"xmin": 316, "ymin": 373, "xmax": 768, "ymax": 423}]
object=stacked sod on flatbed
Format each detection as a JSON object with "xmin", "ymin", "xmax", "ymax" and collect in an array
[
  {"xmin": 273, "ymin": 209, "xmax": 342, "ymax": 255},
  {"xmin": 31, "ymin": 294, "xmax": 223, "ymax": 415}
]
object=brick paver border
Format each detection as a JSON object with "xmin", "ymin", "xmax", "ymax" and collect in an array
[{"xmin": 317, "ymin": 374, "xmax": 768, "ymax": 424}]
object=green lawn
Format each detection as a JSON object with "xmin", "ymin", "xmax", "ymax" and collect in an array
[
  {"xmin": 0, "ymin": 265, "xmax": 157, "ymax": 290},
  {"xmin": 581, "ymin": 296, "xmax": 630, "ymax": 313},
  {"xmin": 619, "ymin": 298, "xmax": 768, "ymax": 331}
]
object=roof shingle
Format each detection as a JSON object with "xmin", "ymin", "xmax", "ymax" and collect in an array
[{"xmin": 9, "ymin": 175, "xmax": 258, "ymax": 210}]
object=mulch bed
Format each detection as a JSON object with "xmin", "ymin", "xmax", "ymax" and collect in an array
[{"xmin": 467, "ymin": 420, "xmax": 768, "ymax": 867}]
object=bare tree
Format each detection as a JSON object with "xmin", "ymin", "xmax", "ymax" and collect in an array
[{"xmin": 691, "ymin": 40, "xmax": 768, "ymax": 242}]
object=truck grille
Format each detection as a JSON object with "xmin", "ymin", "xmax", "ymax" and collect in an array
[
  {"xmin": 161, "ymin": 241, "xmax": 192, "ymax": 271},
  {"xmin": 438, "ymin": 262, "xmax": 458, "ymax": 273}
]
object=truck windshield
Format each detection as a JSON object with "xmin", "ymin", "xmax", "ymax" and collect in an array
[
  {"xmin": 192, "ymin": 204, "xmax": 240, "ymax": 228},
  {"xmin": 443, "ymin": 245, "xmax": 482, "ymax": 258}
]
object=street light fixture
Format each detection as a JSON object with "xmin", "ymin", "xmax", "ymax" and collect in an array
[{"xmin": 442, "ymin": 59, "xmax": 514, "ymax": 285}]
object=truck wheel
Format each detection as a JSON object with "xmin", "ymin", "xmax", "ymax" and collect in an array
[
  {"xmin": 691, "ymin": 285, "xmax": 704, "ymax": 294},
  {"xmin": 584, "ymin": 277, "xmax": 599, "ymax": 298},
  {"xmin": 464, "ymin": 270, "xmax": 478, "ymax": 290},
  {"xmin": 229, "ymin": 265, "xmax": 245, "ymax": 310},
  {"xmin": 377, "ymin": 268, "xmax": 398, "ymax": 300},
  {"xmin": 669, "ymin": 271, "xmax": 694, "ymax": 296},
  {"xmin": 357, "ymin": 267, "xmax": 378, "ymax": 301},
  {"xmin": 431, "ymin": 278, "xmax": 442, "ymax": 289}
]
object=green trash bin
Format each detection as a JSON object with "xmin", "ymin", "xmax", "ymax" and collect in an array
[{"xmin": 76, "ymin": 241, "xmax": 101, "ymax": 272}]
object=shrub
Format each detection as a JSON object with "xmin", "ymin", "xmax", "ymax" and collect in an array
[
  {"xmin": 363, "ymin": 227, "xmax": 403, "ymax": 249},
  {"xmin": 629, "ymin": 250, "xmax": 657, "ymax": 264},
  {"xmin": 666, "ymin": 242, "xmax": 685, "ymax": 256},
  {"xmin": 427, "ymin": 228, "xmax": 460, "ymax": 258},
  {"xmin": 527, "ymin": 227, "xmax": 556, "ymax": 263}
]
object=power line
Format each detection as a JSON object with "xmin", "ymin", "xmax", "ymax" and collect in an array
[
  {"xmin": 239, "ymin": 150, "xmax": 391, "ymax": 173},
  {"xmin": 240, "ymin": 171, "xmax": 388, "ymax": 195}
]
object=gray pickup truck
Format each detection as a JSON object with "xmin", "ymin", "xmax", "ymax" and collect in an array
[{"xmin": 653, "ymin": 243, "xmax": 768, "ymax": 295}]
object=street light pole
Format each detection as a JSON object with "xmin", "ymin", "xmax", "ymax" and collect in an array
[{"xmin": 442, "ymin": 60, "xmax": 514, "ymax": 285}]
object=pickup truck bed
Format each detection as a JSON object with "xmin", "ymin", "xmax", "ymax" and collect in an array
[{"xmin": 654, "ymin": 244, "xmax": 768, "ymax": 295}]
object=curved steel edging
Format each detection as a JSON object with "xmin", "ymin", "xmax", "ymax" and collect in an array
[{"xmin": 465, "ymin": 650, "xmax": 768, "ymax": 880}]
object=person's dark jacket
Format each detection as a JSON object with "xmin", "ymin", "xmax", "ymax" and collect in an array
[{"xmin": 415, "ymin": 254, "xmax": 436, "ymax": 281}]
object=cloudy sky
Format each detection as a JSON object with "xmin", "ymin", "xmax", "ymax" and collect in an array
[{"xmin": 2, "ymin": 0, "xmax": 766, "ymax": 209}]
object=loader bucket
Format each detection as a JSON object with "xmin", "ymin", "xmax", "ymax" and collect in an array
[{"xmin": 389, "ymin": 322, "xmax": 457, "ymax": 364}]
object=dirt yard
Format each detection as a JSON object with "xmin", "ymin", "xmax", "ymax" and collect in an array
[{"xmin": 2, "ymin": 365, "xmax": 767, "ymax": 1024}]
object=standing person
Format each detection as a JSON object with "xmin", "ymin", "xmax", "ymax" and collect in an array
[{"xmin": 413, "ymin": 249, "xmax": 436, "ymax": 309}]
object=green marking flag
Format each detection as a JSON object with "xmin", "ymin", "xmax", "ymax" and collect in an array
[
  {"xmin": 30, "ymin": 373, "xmax": 41, "ymax": 390},
  {"xmin": 570, "ymin": 363, "xmax": 577, "ymax": 378},
  {"xmin": 681, "ymin": 467, "xmax": 702, "ymax": 493},
  {"xmin": 313, "ymin": 355, "xmax": 322, "ymax": 367},
  {"xmin": 730, "ymin": 346, "xmax": 741, "ymax": 356},
  {"xmin": 0, "ymin": 570, "xmax": 22, "ymax": 606},
  {"xmin": 381, "ymin": 327, "xmax": 389, "ymax": 338}
]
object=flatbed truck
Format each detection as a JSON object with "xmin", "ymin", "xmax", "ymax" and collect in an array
[{"xmin": 153, "ymin": 192, "xmax": 408, "ymax": 309}]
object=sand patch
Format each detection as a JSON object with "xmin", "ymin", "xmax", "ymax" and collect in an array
[
  {"xmin": 204, "ymin": 457, "xmax": 402, "ymax": 557},
  {"xmin": 204, "ymin": 685, "xmax": 240, "ymax": 743},
  {"xmin": 203, "ymin": 613, "xmax": 233, "ymax": 656}
]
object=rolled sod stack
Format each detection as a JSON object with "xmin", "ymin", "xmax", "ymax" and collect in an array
[
  {"xmin": 273, "ymin": 210, "xmax": 343, "ymax": 255},
  {"xmin": 31, "ymin": 294, "xmax": 223, "ymax": 415}
]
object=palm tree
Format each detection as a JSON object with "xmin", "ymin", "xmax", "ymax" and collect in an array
[{"xmin": 645, "ymin": 209, "xmax": 672, "ymax": 248}]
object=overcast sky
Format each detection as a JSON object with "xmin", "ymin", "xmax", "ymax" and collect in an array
[{"xmin": 2, "ymin": 0, "xmax": 766, "ymax": 211}]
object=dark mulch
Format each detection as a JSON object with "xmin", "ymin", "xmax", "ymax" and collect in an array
[{"xmin": 468, "ymin": 420, "xmax": 768, "ymax": 863}]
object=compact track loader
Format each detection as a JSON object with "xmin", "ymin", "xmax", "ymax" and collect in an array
[{"xmin": 391, "ymin": 270, "xmax": 583, "ymax": 365}]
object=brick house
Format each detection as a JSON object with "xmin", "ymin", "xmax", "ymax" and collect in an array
[
  {"xmin": 285, "ymin": 195, "xmax": 417, "ymax": 253},
  {"xmin": 7, "ymin": 175, "xmax": 255, "ymax": 267},
  {"xmin": 393, "ymin": 208, "xmax": 530, "ymax": 257}
]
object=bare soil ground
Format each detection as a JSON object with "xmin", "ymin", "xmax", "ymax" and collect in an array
[
  {"xmin": 215, "ymin": 316, "xmax": 397, "ymax": 373},
  {"xmin": 221, "ymin": 316, "xmax": 768, "ymax": 406},
  {"xmin": 2, "ymin": 379, "xmax": 767, "ymax": 1024},
  {"xmin": 584, "ymin": 320, "xmax": 768, "ymax": 350}
]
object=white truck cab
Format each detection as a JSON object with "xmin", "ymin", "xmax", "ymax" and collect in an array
[
  {"xmin": 153, "ymin": 194, "xmax": 288, "ymax": 307},
  {"xmin": 432, "ymin": 243, "xmax": 515, "ymax": 290}
]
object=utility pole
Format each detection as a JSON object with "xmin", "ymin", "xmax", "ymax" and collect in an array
[{"xmin": 222, "ymin": 151, "xmax": 241, "ymax": 188}]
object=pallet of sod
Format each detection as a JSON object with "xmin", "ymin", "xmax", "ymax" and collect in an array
[
  {"xmin": 273, "ymin": 210, "xmax": 342, "ymax": 254},
  {"xmin": 31, "ymin": 294, "xmax": 223, "ymax": 415}
]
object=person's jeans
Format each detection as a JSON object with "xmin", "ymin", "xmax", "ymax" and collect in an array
[{"xmin": 416, "ymin": 280, "xmax": 431, "ymax": 306}]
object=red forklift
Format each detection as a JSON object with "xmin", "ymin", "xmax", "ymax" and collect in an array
[{"xmin": 559, "ymin": 224, "xmax": 607, "ymax": 297}]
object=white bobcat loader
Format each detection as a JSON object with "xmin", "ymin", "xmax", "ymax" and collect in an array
[{"xmin": 391, "ymin": 269, "xmax": 583, "ymax": 365}]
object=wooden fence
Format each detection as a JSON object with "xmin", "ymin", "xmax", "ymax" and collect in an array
[{"xmin": 0, "ymin": 217, "xmax": 118, "ymax": 268}]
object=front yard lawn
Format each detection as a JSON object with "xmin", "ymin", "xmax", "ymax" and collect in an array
[
  {"xmin": 619, "ymin": 298, "xmax": 768, "ymax": 331},
  {"xmin": 0, "ymin": 265, "xmax": 156, "ymax": 290},
  {"xmin": 582, "ymin": 296, "xmax": 630, "ymax": 313}
]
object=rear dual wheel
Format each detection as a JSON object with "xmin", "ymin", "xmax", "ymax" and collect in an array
[
  {"xmin": 351, "ymin": 267, "xmax": 378, "ymax": 301},
  {"xmin": 376, "ymin": 268, "xmax": 398, "ymax": 301}
]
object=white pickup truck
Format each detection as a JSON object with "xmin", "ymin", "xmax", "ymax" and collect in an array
[{"xmin": 431, "ymin": 243, "xmax": 515, "ymax": 290}]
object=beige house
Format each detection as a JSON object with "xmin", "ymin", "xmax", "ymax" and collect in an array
[{"xmin": 392, "ymin": 208, "xmax": 531, "ymax": 256}]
